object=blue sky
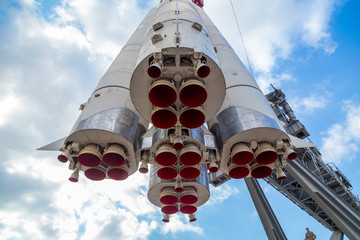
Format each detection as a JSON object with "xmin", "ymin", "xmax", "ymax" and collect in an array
[{"xmin": 0, "ymin": 0, "xmax": 360, "ymax": 239}]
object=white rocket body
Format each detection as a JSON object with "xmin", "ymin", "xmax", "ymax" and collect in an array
[
  {"xmin": 50, "ymin": 7, "xmax": 158, "ymax": 180},
  {"xmin": 40, "ymin": 0, "xmax": 311, "ymax": 221}
]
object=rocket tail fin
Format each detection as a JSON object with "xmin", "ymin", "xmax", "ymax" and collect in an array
[
  {"xmin": 288, "ymin": 135, "xmax": 316, "ymax": 149},
  {"xmin": 37, "ymin": 137, "xmax": 66, "ymax": 151}
]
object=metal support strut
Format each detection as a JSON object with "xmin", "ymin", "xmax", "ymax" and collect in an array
[
  {"xmin": 286, "ymin": 160, "xmax": 360, "ymax": 240},
  {"xmin": 245, "ymin": 178, "xmax": 288, "ymax": 240}
]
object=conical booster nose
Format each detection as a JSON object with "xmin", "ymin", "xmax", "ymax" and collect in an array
[
  {"xmin": 149, "ymin": 80, "xmax": 177, "ymax": 108},
  {"xmin": 179, "ymin": 79, "xmax": 207, "ymax": 107}
]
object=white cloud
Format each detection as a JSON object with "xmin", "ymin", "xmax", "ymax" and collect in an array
[
  {"xmin": 205, "ymin": 184, "xmax": 240, "ymax": 206},
  {"xmin": 289, "ymin": 94, "xmax": 329, "ymax": 114},
  {"xmin": 251, "ymin": 210, "xmax": 259, "ymax": 219},
  {"xmin": 73, "ymin": 195, "xmax": 157, "ymax": 240},
  {"xmin": 54, "ymin": 0, "xmax": 159, "ymax": 58},
  {"xmin": 205, "ymin": 0, "xmax": 340, "ymax": 88},
  {"xmin": 321, "ymin": 102, "xmax": 360, "ymax": 165},
  {"xmin": 0, "ymin": 90, "xmax": 22, "ymax": 126},
  {"xmin": 161, "ymin": 214, "xmax": 204, "ymax": 235},
  {"xmin": 256, "ymin": 72, "xmax": 295, "ymax": 94},
  {"xmin": 1, "ymin": 153, "xmax": 159, "ymax": 239},
  {"xmin": 302, "ymin": 0, "xmax": 339, "ymax": 53}
]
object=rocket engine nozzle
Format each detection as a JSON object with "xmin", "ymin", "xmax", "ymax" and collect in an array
[
  {"xmin": 162, "ymin": 214, "xmax": 170, "ymax": 223},
  {"xmin": 160, "ymin": 187, "xmax": 178, "ymax": 205},
  {"xmin": 157, "ymin": 165, "xmax": 178, "ymax": 180},
  {"xmin": 180, "ymin": 204, "xmax": 197, "ymax": 214},
  {"xmin": 84, "ymin": 166, "xmax": 106, "ymax": 181},
  {"xmin": 179, "ymin": 80, "xmax": 207, "ymax": 107},
  {"xmin": 78, "ymin": 144, "xmax": 102, "ymax": 167},
  {"xmin": 139, "ymin": 161, "xmax": 149, "ymax": 174},
  {"xmin": 107, "ymin": 165, "xmax": 129, "ymax": 181},
  {"xmin": 58, "ymin": 148, "xmax": 71, "ymax": 163},
  {"xmin": 172, "ymin": 135, "xmax": 184, "ymax": 150},
  {"xmin": 250, "ymin": 164, "xmax": 273, "ymax": 179},
  {"xmin": 192, "ymin": 0, "xmax": 204, "ymax": 8},
  {"xmin": 228, "ymin": 163, "xmax": 250, "ymax": 179},
  {"xmin": 179, "ymin": 165, "xmax": 200, "ymax": 180},
  {"xmin": 180, "ymin": 187, "xmax": 198, "ymax": 204},
  {"xmin": 149, "ymin": 80, "xmax": 177, "ymax": 108},
  {"xmin": 179, "ymin": 143, "xmax": 201, "ymax": 166},
  {"xmin": 231, "ymin": 143, "xmax": 254, "ymax": 165},
  {"xmin": 208, "ymin": 160, "xmax": 219, "ymax": 173},
  {"xmin": 196, "ymin": 62, "xmax": 211, "ymax": 79},
  {"xmin": 68, "ymin": 168, "xmax": 80, "ymax": 182},
  {"xmin": 276, "ymin": 167, "xmax": 287, "ymax": 180},
  {"xmin": 207, "ymin": 151, "xmax": 218, "ymax": 173},
  {"xmin": 179, "ymin": 107, "xmax": 205, "ymax": 129},
  {"xmin": 156, "ymin": 143, "xmax": 178, "ymax": 166},
  {"xmin": 161, "ymin": 204, "xmax": 178, "ymax": 215},
  {"xmin": 255, "ymin": 142, "xmax": 278, "ymax": 165},
  {"xmin": 147, "ymin": 61, "xmax": 162, "ymax": 79},
  {"xmin": 284, "ymin": 147, "xmax": 298, "ymax": 160},
  {"xmin": 189, "ymin": 213, "xmax": 197, "ymax": 222},
  {"xmin": 102, "ymin": 144, "xmax": 126, "ymax": 167},
  {"xmin": 174, "ymin": 178, "xmax": 184, "ymax": 192},
  {"xmin": 151, "ymin": 107, "xmax": 177, "ymax": 129}
]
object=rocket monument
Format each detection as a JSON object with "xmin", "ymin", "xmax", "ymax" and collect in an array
[{"xmin": 40, "ymin": 0, "xmax": 312, "ymax": 222}]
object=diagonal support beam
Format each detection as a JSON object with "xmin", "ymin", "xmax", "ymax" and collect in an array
[
  {"xmin": 287, "ymin": 160, "xmax": 360, "ymax": 240},
  {"xmin": 245, "ymin": 178, "xmax": 288, "ymax": 240},
  {"xmin": 330, "ymin": 231, "xmax": 344, "ymax": 240}
]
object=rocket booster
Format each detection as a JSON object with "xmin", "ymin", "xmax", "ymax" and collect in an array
[
  {"xmin": 51, "ymin": 6, "xmax": 158, "ymax": 181},
  {"xmin": 198, "ymin": 9, "xmax": 298, "ymax": 179},
  {"xmin": 40, "ymin": 0, "xmax": 311, "ymax": 222}
]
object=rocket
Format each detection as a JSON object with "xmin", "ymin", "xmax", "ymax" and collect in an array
[{"xmin": 39, "ymin": 0, "xmax": 312, "ymax": 222}]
